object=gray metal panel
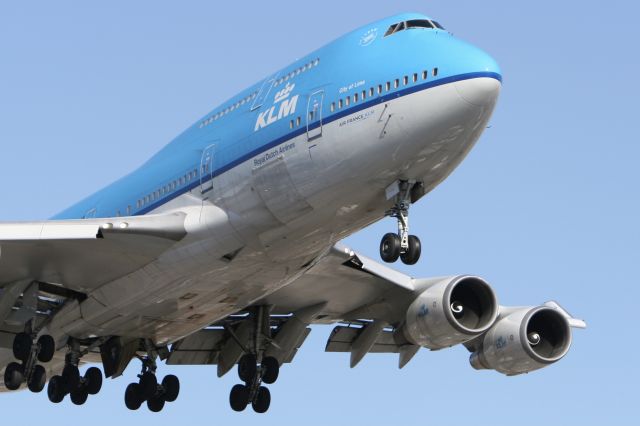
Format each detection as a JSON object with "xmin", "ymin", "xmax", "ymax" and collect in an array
[
  {"xmin": 282, "ymin": 327, "xmax": 311, "ymax": 363},
  {"xmin": 251, "ymin": 156, "xmax": 312, "ymax": 224},
  {"xmin": 325, "ymin": 325, "xmax": 401, "ymax": 354},
  {"xmin": 166, "ymin": 329, "xmax": 226, "ymax": 365},
  {"xmin": 260, "ymin": 244, "xmax": 415, "ymax": 324}
]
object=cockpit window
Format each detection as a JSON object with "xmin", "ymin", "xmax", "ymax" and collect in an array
[
  {"xmin": 384, "ymin": 21, "xmax": 405, "ymax": 36},
  {"xmin": 384, "ymin": 19, "xmax": 444, "ymax": 37},
  {"xmin": 405, "ymin": 19, "xmax": 434, "ymax": 29}
]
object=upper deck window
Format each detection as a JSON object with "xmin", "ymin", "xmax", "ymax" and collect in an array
[{"xmin": 384, "ymin": 19, "xmax": 444, "ymax": 37}]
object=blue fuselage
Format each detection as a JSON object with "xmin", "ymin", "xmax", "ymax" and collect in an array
[{"xmin": 53, "ymin": 12, "xmax": 500, "ymax": 220}]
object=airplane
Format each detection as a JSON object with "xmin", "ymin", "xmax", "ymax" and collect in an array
[{"xmin": 0, "ymin": 12, "xmax": 585, "ymax": 414}]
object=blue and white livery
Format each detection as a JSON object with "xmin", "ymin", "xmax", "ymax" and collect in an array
[{"xmin": 0, "ymin": 13, "xmax": 584, "ymax": 414}]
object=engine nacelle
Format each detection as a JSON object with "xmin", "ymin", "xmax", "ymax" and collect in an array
[
  {"xmin": 469, "ymin": 306, "xmax": 572, "ymax": 375},
  {"xmin": 403, "ymin": 276, "xmax": 499, "ymax": 350}
]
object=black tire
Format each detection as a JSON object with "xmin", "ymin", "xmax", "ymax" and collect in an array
[
  {"xmin": 238, "ymin": 354, "xmax": 257, "ymax": 383},
  {"xmin": 62, "ymin": 364, "xmax": 80, "ymax": 390},
  {"xmin": 37, "ymin": 335, "xmax": 55, "ymax": 363},
  {"xmin": 70, "ymin": 387, "xmax": 89, "ymax": 405},
  {"xmin": 161, "ymin": 374, "xmax": 180, "ymax": 402},
  {"xmin": 139, "ymin": 371, "xmax": 157, "ymax": 400},
  {"xmin": 84, "ymin": 367, "xmax": 103, "ymax": 395},
  {"xmin": 252, "ymin": 386, "xmax": 271, "ymax": 414},
  {"xmin": 28, "ymin": 364, "xmax": 46, "ymax": 393},
  {"xmin": 380, "ymin": 233, "xmax": 401, "ymax": 263},
  {"xmin": 147, "ymin": 396, "xmax": 165, "ymax": 412},
  {"xmin": 4, "ymin": 362, "xmax": 24, "ymax": 390},
  {"xmin": 400, "ymin": 235, "xmax": 421, "ymax": 265},
  {"xmin": 261, "ymin": 356, "xmax": 279, "ymax": 385},
  {"xmin": 47, "ymin": 375, "xmax": 67, "ymax": 403},
  {"xmin": 124, "ymin": 383, "xmax": 143, "ymax": 410},
  {"xmin": 229, "ymin": 384, "xmax": 250, "ymax": 412},
  {"xmin": 13, "ymin": 332, "xmax": 32, "ymax": 362}
]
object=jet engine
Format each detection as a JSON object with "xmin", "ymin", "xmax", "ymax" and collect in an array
[
  {"xmin": 469, "ymin": 306, "xmax": 572, "ymax": 375},
  {"xmin": 403, "ymin": 276, "xmax": 499, "ymax": 349}
]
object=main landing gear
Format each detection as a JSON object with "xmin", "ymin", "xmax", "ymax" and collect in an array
[
  {"xmin": 229, "ymin": 306, "xmax": 280, "ymax": 414},
  {"xmin": 380, "ymin": 180, "xmax": 422, "ymax": 265},
  {"xmin": 229, "ymin": 353, "xmax": 279, "ymax": 413},
  {"xmin": 46, "ymin": 341, "xmax": 103, "ymax": 405},
  {"xmin": 124, "ymin": 347, "xmax": 180, "ymax": 412},
  {"xmin": 4, "ymin": 322, "xmax": 56, "ymax": 394}
]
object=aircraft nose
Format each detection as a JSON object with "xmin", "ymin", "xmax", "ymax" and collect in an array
[
  {"xmin": 455, "ymin": 77, "xmax": 501, "ymax": 107},
  {"xmin": 454, "ymin": 47, "xmax": 502, "ymax": 107}
]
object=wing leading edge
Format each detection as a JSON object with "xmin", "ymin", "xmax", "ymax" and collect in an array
[{"xmin": 0, "ymin": 212, "xmax": 187, "ymax": 293}]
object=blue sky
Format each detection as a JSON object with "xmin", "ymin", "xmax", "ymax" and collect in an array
[{"xmin": 0, "ymin": 0, "xmax": 637, "ymax": 424}]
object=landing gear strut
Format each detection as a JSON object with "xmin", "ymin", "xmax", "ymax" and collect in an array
[
  {"xmin": 4, "ymin": 323, "xmax": 55, "ymax": 393},
  {"xmin": 380, "ymin": 180, "xmax": 422, "ymax": 265},
  {"xmin": 124, "ymin": 342, "xmax": 180, "ymax": 412},
  {"xmin": 46, "ymin": 340, "xmax": 103, "ymax": 405},
  {"xmin": 228, "ymin": 306, "xmax": 280, "ymax": 414}
]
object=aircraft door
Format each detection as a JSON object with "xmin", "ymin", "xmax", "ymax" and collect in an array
[
  {"xmin": 306, "ymin": 90, "xmax": 324, "ymax": 141},
  {"xmin": 200, "ymin": 144, "xmax": 215, "ymax": 196}
]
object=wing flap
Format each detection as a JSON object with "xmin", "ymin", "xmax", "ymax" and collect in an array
[{"xmin": 325, "ymin": 325, "xmax": 401, "ymax": 353}]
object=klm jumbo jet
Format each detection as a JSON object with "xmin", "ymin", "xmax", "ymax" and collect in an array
[{"xmin": 0, "ymin": 13, "xmax": 584, "ymax": 413}]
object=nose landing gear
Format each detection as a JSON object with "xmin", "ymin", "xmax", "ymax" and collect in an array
[{"xmin": 380, "ymin": 180, "xmax": 422, "ymax": 265}]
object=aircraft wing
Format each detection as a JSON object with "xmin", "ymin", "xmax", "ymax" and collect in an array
[
  {"xmin": 0, "ymin": 212, "xmax": 187, "ymax": 294},
  {"xmin": 168, "ymin": 244, "xmax": 422, "ymax": 371},
  {"xmin": 261, "ymin": 243, "xmax": 417, "ymax": 321},
  {"xmin": 168, "ymin": 243, "xmax": 585, "ymax": 373}
]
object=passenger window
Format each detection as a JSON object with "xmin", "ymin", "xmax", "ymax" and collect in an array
[
  {"xmin": 338, "ymin": 99, "xmax": 343, "ymax": 109},
  {"xmin": 289, "ymin": 120, "xmax": 294, "ymax": 129},
  {"xmin": 345, "ymin": 96, "xmax": 350, "ymax": 106},
  {"xmin": 403, "ymin": 76, "xmax": 408, "ymax": 85},
  {"xmin": 369, "ymin": 87, "xmax": 374, "ymax": 97},
  {"xmin": 362, "ymin": 90, "xmax": 366, "ymax": 100},
  {"xmin": 331, "ymin": 102, "xmax": 335, "ymax": 112},
  {"xmin": 422, "ymin": 70, "xmax": 428, "ymax": 80},
  {"xmin": 296, "ymin": 117, "xmax": 301, "ymax": 126},
  {"xmin": 433, "ymin": 67, "xmax": 439, "ymax": 77},
  {"xmin": 378, "ymin": 84, "xmax": 383, "ymax": 94},
  {"xmin": 386, "ymin": 82, "xmax": 390, "ymax": 91},
  {"xmin": 354, "ymin": 93, "xmax": 358, "ymax": 103},
  {"xmin": 394, "ymin": 79, "xmax": 399, "ymax": 88},
  {"xmin": 413, "ymin": 73, "xmax": 418, "ymax": 83}
]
